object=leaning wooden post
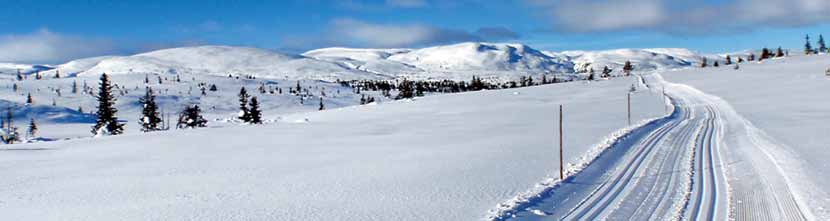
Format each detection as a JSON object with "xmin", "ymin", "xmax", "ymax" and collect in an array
[{"xmin": 559, "ymin": 104, "xmax": 564, "ymax": 180}]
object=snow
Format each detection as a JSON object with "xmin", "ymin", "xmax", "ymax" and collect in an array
[
  {"xmin": 660, "ymin": 54, "xmax": 830, "ymax": 219},
  {"xmin": 0, "ymin": 76, "xmax": 665, "ymax": 220}
]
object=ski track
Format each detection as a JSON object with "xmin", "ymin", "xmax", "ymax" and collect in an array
[{"xmin": 506, "ymin": 73, "xmax": 808, "ymax": 220}]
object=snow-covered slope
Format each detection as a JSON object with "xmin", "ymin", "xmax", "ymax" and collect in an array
[
  {"xmin": 302, "ymin": 47, "xmax": 419, "ymax": 75},
  {"xmin": 557, "ymin": 48, "xmax": 697, "ymax": 73},
  {"xmin": 388, "ymin": 42, "xmax": 573, "ymax": 73},
  {"xmin": 0, "ymin": 76, "xmax": 666, "ymax": 221},
  {"xmin": 80, "ymin": 46, "xmax": 381, "ymax": 80},
  {"xmin": 6, "ymin": 43, "xmax": 716, "ymax": 82}
]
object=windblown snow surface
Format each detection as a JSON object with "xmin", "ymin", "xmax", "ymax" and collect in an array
[{"xmin": 0, "ymin": 76, "xmax": 665, "ymax": 220}]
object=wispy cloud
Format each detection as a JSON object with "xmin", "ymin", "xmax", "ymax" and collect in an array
[
  {"xmin": 527, "ymin": 0, "xmax": 830, "ymax": 34},
  {"xmin": 0, "ymin": 29, "xmax": 118, "ymax": 64},
  {"xmin": 281, "ymin": 18, "xmax": 520, "ymax": 50}
]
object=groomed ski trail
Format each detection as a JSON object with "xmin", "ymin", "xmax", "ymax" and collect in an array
[{"xmin": 502, "ymin": 73, "xmax": 808, "ymax": 220}]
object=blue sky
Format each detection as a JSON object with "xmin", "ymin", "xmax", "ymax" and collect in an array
[{"xmin": 1, "ymin": 0, "xmax": 828, "ymax": 63}]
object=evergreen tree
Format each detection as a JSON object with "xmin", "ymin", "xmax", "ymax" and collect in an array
[
  {"xmin": 623, "ymin": 61, "xmax": 634, "ymax": 76},
  {"xmin": 805, "ymin": 35, "xmax": 813, "ymax": 55},
  {"xmin": 318, "ymin": 97, "xmax": 325, "ymax": 111},
  {"xmin": 776, "ymin": 47, "xmax": 784, "ymax": 57},
  {"xmin": 819, "ymin": 34, "xmax": 827, "ymax": 53},
  {"xmin": 760, "ymin": 48, "xmax": 771, "ymax": 60},
  {"xmin": 725, "ymin": 55, "xmax": 732, "ymax": 65},
  {"xmin": 26, "ymin": 93, "xmax": 32, "ymax": 104},
  {"xmin": 138, "ymin": 87, "xmax": 162, "ymax": 132},
  {"xmin": 713, "ymin": 61, "xmax": 720, "ymax": 67},
  {"xmin": 54, "ymin": 69, "xmax": 60, "ymax": 79},
  {"xmin": 3, "ymin": 108, "xmax": 19, "ymax": 144},
  {"xmin": 72, "ymin": 80, "xmax": 78, "ymax": 94},
  {"xmin": 91, "ymin": 73, "xmax": 124, "ymax": 135},
  {"xmin": 601, "ymin": 66, "xmax": 612, "ymax": 78},
  {"xmin": 396, "ymin": 79, "xmax": 415, "ymax": 99},
  {"xmin": 238, "ymin": 87, "xmax": 251, "ymax": 122},
  {"xmin": 27, "ymin": 118, "xmax": 37, "ymax": 137},
  {"xmin": 248, "ymin": 96, "xmax": 262, "ymax": 124},
  {"xmin": 701, "ymin": 57, "xmax": 708, "ymax": 67},
  {"xmin": 16, "ymin": 70, "xmax": 23, "ymax": 81},
  {"xmin": 177, "ymin": 105, "xmax": 207, "ymax": 129}
]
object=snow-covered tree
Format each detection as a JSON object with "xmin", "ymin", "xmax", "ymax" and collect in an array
[
  {"xmin": 238, "ymin": 87, "xmax": 251, "ymax": 122},
  {"xmin": 248, "ymin": 96, "xmax": 262, "ymax": 124},
  {"xmin": 623, "ymin": 61, "xmax": 634, "ymax": 76},
  {"xmin": 177, "ymin": 105, "xmax": 207, "ymax": 129},
  {"xmin": 601, "ymin": 66, "xmax": 612, "ymax": 78},
  {"xmin": 27, "ymin": 118, "xmax": 37, "ymax": 137},
  {"xmin": 138, "ymin": 87, "xmax": 162, "ymax": 132},
  {"xmin": 91, "ymin": 73, "xmax": 124, "ymax": 136},
  {"xmin": 805, "ymin": 35, "xmax": 814, "ymax": 55}
]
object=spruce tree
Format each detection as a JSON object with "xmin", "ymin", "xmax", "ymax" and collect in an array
[
  {"xmin": 238, "ymin": 87, "xmax": 251, "ymax": 122},
  {"xmin": 805, "ymin": 35, "xmax": 813, "ymax": 55},
  {"xmin": 27, "ymin": 118, "xmax": 37, "ymax": 137},
  {"xmin": 776, "ymin": 47, "xmax": 784, "ymax": 57},
  {"xmin": 91, "ymin": 73, "xmax": 124, "ymax": 135},
  {"xmin": 819, "ymin": 35, "xmax": 827, "ymax": 53},
  {"xmin": 16, "ymin": 70, "xmax": 23, "ymax": 81},
  {"xmin": 248, "ymin": 96, "xmax": 262, "ymax": 124},
  {"xmin": 26, "ymin": 93, "xmax": 32, "ymax": 104},
  {"xmin": 72, "ymin": 80, "xmax": 78, "ymax": 94},
  {"xmin": 318, "ymin": 97, "xmax": 325, "ymax": 111},
  {"xmin": 54, "ymin": 69, "xmax": 60, "ymax": 79},
  {"xmin": 138, "ymin": 87, "xmax": 162, "ymax": 132},
  {"xmin": 700, "ymin": 57, "xmax": 708, "ymax": 67},
  {"xmin": 713, "ymin": 61, "xmax": 719, "ymax": 67},
  {"xmin": 623, "ymin": 61, "xmax": 633, "ymax": 76},
  {"xmin": 177, "ymin": 105, "xmax": 207, "ymax": 129}
]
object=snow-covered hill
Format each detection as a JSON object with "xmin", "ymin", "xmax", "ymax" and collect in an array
[
  {"xmin": 2, "ymin": 42, "xmax": 715, "ymax": 82},
  {"xmin": 555, "ymin": 48, "xmax": 698, "ymax": 73}
]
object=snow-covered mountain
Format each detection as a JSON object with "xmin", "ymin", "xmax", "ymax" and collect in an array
[
  {"xmin": 3, "ymin": 42, "xmax": 714, "ymax": 81},
  {"xmin": 554, "ymin": 48, "xmax": 698, "ymax": 73}
]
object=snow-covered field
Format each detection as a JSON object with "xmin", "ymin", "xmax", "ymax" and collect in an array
[
  {"xmin": 661, "ymin": 54, "xmax": 830, "ymax": 218},
  {"xmin": 1, "ymin": 40, "xmax": 827, "ymax": 220},
  {"xmin": 0, "ymin": 76, "xmax": 666, "ymax": 220}
]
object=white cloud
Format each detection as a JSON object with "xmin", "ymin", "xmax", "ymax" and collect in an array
[
  {"xmin": 0, "ymin": 29, "xmax": 117, "ymax": 64},
  {"xmin": 327, "ymin": 18, "xmax": 480, "ymax": 47},
  {"xmin": 528, "ymin": 0, "xmax": 830, "ymax": 34}
]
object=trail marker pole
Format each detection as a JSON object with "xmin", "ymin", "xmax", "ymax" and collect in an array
[
  {"xmin": 627, "ymin": 93, "xmax": 632, "ymax": 126},
  {"xmin": 559, "ymin": 105, "xmax": 564, "ymax": 180}
]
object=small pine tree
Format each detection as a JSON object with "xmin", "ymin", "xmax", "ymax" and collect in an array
[
  {"xmin": 601, "ymin": 66, "xmax": 612, "ymax": 78},
  {"xmin": 318, "ymin": 97, "xmax": 325, "ymax": 111},
  {"xmin": 238, "ymin": 87, "xmax": 251, "ymax": 122},
  {"xmin": 776, "ymin": 47, "xmax": 784, "ymax": 57},
  {"xmin": 805, "ymin": 35, "xmax": 814, "ymax": 55},
  {"xmin": 713, "ymin": 61, "xmax": 720, "ymax": 67},
  {"xmin": 248, "ymin": 96, "xmax": 262, "ymax": 124},
  {"xmin": 701, "ymin": 57, "xmax": 708, "ymax": 68},
  {"xmin": 138, "ymin": 87, "xmax": 163, "ymax": 132},
  {"xmin": 819, "ymin": 35, "xmax": 827, "ymax": 53},
  {"xmin": 54, "ymin": 69, "xmax": 60, "ymax": 79},
  {"xmin": 72, "ymin": 80, "xmax": 78, "ymax": 94},
  {"xmin": 27, "ymin": 118, "xmax": 37, "ymax": 137},
  {"xmin": 26, "ymin": 93, "xmax": 32, "ymax": 104},
  {"xmin": 622, "ymin": 61, "xmax": 634, "ymax": 76},
  {"xmin": 177, "ymin": 105, "xmax": 207, "ymax": 129},
  {"xmin": 725, "ymin": 55, "xmax": 732, "ymax": 65},
  {"xmin": 16, "ymin": 70, "xmax": 23, "ymax": 81},
  {"xmin": 91, "ymin": 73, "xmax": 125, "ymax": 136}
]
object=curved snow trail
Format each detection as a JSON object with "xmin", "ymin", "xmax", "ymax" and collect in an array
[{"xmin": 505, "ymin": 73, "xmax": 809, "ymax": 220}]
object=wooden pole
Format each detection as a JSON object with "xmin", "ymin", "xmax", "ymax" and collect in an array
[
  {"xmin": 559, "ymin": 105, "xmax": 564, "ymax": 180},
  {"xmin": 627, "ymin": 93, "xmax": 631, "ymax": 126}
]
